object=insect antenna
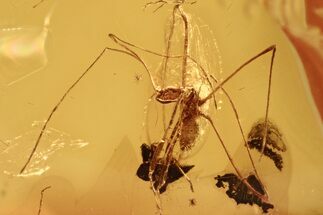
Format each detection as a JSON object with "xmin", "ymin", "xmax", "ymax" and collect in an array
[{"xmin": 108, "ymin": 34, "xmax": 159, "ymax": 90}]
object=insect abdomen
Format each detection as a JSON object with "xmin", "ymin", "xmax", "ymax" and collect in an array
[{"xmin": 180, "ymin": 117, "xmax": 199, "ymax": 151}]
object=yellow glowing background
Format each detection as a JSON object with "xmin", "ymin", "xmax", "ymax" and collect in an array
[{"xmin": 0, "ymin": 0, "xmax": 322, "ymax": 214}]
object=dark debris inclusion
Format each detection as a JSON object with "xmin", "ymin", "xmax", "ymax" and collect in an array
[
  {"xmin": 215, "ymin": 173, "xmax": 274, "ymax": 213},
  {"xmin": 247, "ymin": 120, "xmax": 287, "ymax": 171},
  {"xmin": 136, "ymin": 143, "xmax": 194, "ymax": 194}
]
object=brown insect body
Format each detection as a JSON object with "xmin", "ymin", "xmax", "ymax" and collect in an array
[
  {"xmin": 179, "ymin": 88, "xmax": 201, "ymax": 151},
  {"xmin": 146, "ymin": 3, "xmax": 214, "ymax": 195},
  {"xmin": 155, "ymin": 85, "xmax": 207, "ymax": 152},
  {"xmin": 147, "ymin": 86, "xmax": 205, "ymax": 194}
]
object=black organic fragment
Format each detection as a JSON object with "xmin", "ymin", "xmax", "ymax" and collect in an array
[
  {"xmin": 248, "ymin": 120, "xmax": 286, "ymax": 170},
  {"xmin": 248, "ymin": 138, "xmax": 283, "ymax": 170},
  {"xmin": 136, "ymin": 143, "xmax": 194, "ymax": 193},
  {"xmin": 215, "ymin": 173, "xmax": 274, "ymax": 213}
]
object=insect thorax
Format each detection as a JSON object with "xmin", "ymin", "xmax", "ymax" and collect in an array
[
  {"xmin": 156, "ymin": 86, "xmax": 210, "ymax": 153},
  {"xmin": 156, "ymin": 87, "xmax": 184, "ymax": 104}
]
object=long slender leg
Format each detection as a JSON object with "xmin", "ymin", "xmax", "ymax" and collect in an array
[
  {"xmin": 174, "ymin": 160, "xmax": 194, "ymax": 192},
  {"xmin": 109, "ymin": 33, "xmax": 220, "ymax": 114},
  {"xmin": 109, "ymin": 34, "xmax": 159, "ymax": 90},
  {"xmin": 261, "ymin": 47, "xmax": 276, "ymax": 157},
  {"xmin": 149, "ymin": 120, "xmax": 181, "ymax": 214},
  {"xmin": 176, "ymin": 5, "xmax": 189, "ymax": 87},
  {"xmin": 201, "ymin": 45, "xmax": 276, "ymax": 103},
  {"xmin": 108, "ymin": 6, "xmax": 189, "ymax": 88},
  {"xmin": 162, "ymin": 6, "xmax": 177, "ymax": 88},
  {"xmin": 149, "ymin": 102, "xmax": 182, "ymax": 213},
  {"xmin": 162, "ymin": 94, "xmax": 183, "ymax": 141},
  {"xmin": 109, "ymin": 35, "xmax": 218, "ymax": 110},
  {"xmin": 19, "ymin": 43, "xmax": 160, "ymax": 174},
  {"xmin": 155, "ymin": 97, "xmax": 193, "ymax": 194},
  {"xmin": 108, "ymin": 35, "xmax": 264, "ymax": 178},
  {"xmin": 200, "ymin": 113, "xmax": 269, "ymax": 203},
  {"xmin": 143, "ymin": 93, "xmax": 156, "ymax": 145},
  {"xmin": 149, "ymin": 96, "xmax": 183, "ymax": 176},
  {"xmin": 209, "ymin": 74, "xmax": 268, "ymax": 197},
  {"xmin": 200, "ymin": 45, "xmax": 276, "ymax": 160},
  {"xmin": 127, "ymin": 4, "xmax": 190, "ymax": 139},
  {"xmin": 159, "ymin": 4, "xmax": 189, "ymax": 134},
  {"xmin": 108, "ymin": 34, "xmax": 181, "ymax": 59},
  {"xmin": 152, "ymin": 98, "xmax": 184, "ymax": 201},
  {"xmin": 187, "ymin": 57, "xmax": 217, "ymax": 108},
  {"xmin": 37, "ymin": 186, "xmax": 51, "ymax": 215},
  {"xmin": 148, "ymin": 95, "xmax": 183, "ymax": 190},
  {"xmin": 161, "ymin": 5, "xmax": 177, "ymax": 132},
  {"xmin": 109, "ymin": 36, "xmax": 226, "ymax": 197},
  {"xmin": 157, "ymin": 121, "xmax": 182, "ymax": 190},
  {"xmin": 109, "ymin": 32, "xmax": 275, "ymax": 206},
  {"xmin": 19, "ymin": 47, "xmax": 107, "ymax": 174},
  {"xmin": 187, "ymin": 55, "xmax": 265, "ymax": 192},
  {"xmin": 151, "ymin": 185, "xmax": 162, "ymax": 215},
  {"xmin": 188, "ymin": 45, "xmax": 275, "ymax": 195},
  {"xmin": 149, "ymin": 93, "xmax": 187, "ymax": 203}
]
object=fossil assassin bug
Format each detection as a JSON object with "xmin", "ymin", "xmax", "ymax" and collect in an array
[{"xmin": 21, "ymin": 0, "xmax": 285, "ymax": 214}]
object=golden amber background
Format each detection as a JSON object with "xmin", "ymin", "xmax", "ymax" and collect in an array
[{"xmin": 0, "ymin": 0, "xmax": 322, "ymax": 214}]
